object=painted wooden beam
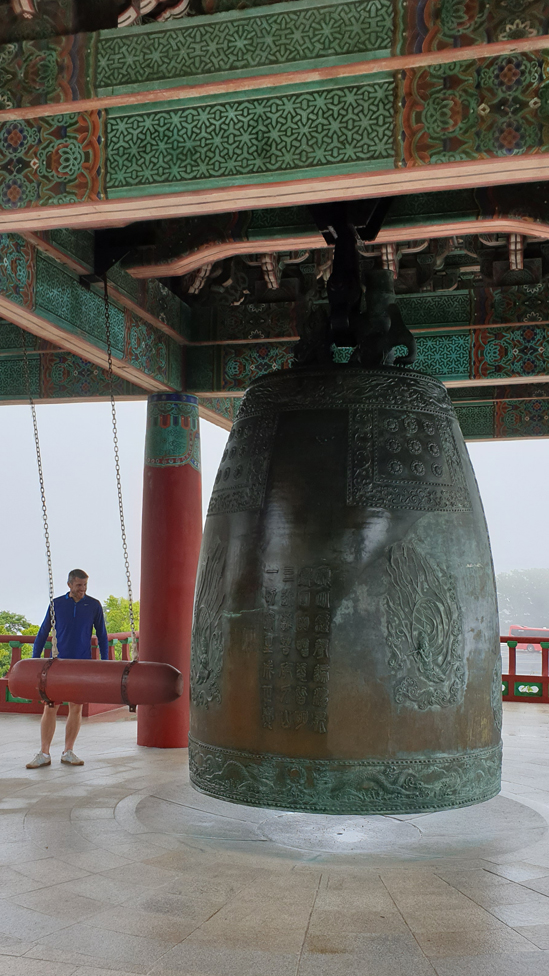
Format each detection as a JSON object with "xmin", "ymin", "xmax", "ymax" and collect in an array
[
  {"xmin": 2, "ymin": 37, "xmax": 549, "ymax": 228},
  {"xmin": 189, "ymin": 284, "xmax": 549, "ymax": 344},
  {"xmin": 0, "ymin": 234, "xmax": 184, "ymax": 390},
  {"xmin": 22, "ymin": 229, "xmax": 191, "ymax": 344},
  {"xmin": 185, "ymin": 325, "xmax": 549, "ymax": 393},
  {"xmin": 456, "ymin": 399, "xmax": 549, "ymax": 440},
  {"xmin": 0, "ymin": 338, "xmax": 148, "ymax": 403},
  {"xmin": 1, "ymin": 0, "xmax": 547, "ymax": 121}
]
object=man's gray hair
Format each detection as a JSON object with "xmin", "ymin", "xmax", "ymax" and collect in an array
[{"xmin": 68, "ymin": 569, "xmax": 88, "ymax": 582}]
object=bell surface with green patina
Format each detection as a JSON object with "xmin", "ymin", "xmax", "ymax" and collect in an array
[{"xmin": 189, "ymin": 365, "xmax": 502, "ymax": 814}]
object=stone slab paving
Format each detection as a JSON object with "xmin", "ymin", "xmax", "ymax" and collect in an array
[{"xmin": 1, "ymin": 705, "xmax": 549, "ymax": 974}]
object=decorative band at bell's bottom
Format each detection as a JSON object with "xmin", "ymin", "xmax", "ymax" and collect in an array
[{"xmin": 188, "ymin": 736, "xmax": 502, "ymax": 815}]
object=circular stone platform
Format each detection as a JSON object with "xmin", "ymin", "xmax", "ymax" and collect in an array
[{"xmin": 133, "ymin": 783, "xmax": 546, "ymax": 862}]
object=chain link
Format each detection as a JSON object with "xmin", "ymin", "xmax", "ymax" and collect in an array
[
  {"xmin": 20, "ymin": 329, "xmax": 58, "ymax": 659},
  {"xmin": 103, "ymin": 278, "xmax": 138, "ymax": 661}
]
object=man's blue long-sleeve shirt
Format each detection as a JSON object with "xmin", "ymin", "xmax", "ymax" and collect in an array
[{"xmin": 32, "ymin": 594, "xmax": 109, "ymax": 660}]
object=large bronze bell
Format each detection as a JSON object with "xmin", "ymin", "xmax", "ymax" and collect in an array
[{"xmin": 189, "ymin": 366, "xmax": 502, "ymax": 814}]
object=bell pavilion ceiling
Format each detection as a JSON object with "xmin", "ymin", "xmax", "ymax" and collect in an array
[{"xmin": 0, "ymin": 0, "xmax": 549, "ymax": 441}]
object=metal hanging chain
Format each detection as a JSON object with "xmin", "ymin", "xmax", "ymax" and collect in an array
[
  {"xmin": 103, "ymin": 278, "xmax": 138, "ymax": 661},
  {"xmin": 20, "ymin": 329, "xmax": 58, "ymax": 659}
]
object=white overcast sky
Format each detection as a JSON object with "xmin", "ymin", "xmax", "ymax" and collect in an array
[{"xmin": 1, "ymin": 400, "xmax": 548, "ymax": 625}]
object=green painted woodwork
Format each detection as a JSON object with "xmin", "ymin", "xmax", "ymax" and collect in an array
[
  {"xmin": 0, "ymin": 111, "xmax": 105, "ymax": 210},
  {"xmin": 30, "ymin": 253, "xmax": 182, "ymax": 388},
  {"xmin": 0, "ymin": 354, "xmax": 40, "ymax": 398},
  {"xmin": 2, "ymin": 44, "xmax": 549, "ymax": 208},
  {"xmin": 494, "ymin": 396, "xmax": 549, "ymax": 438},
  {"xmin": 106, "ymin": 50, "xmax": 549, "ymax": 196},
  {"xmin": 413, "ymin": 334, "xmax": 470, "ymax": 382},
  {"xmin": 4, "ymin": 0, "xmax": 548, "ymax": 112},
  {"xmin": 198, "ymin": 0, "xmax": 548, "ymax": 51},
  {"xmin": 199, "ymin": 395, "xmax": 243, "ymax": 424},
  {"xmin": 482, "ymin": 281, "xmax": 549, "ymax": 327},
  {"xmin": 108, "ymin": 264, "xmax": 191, "ymax": 342},
  {"xmin": 97, "ymin": 0, "xmax": 394, "ymax": 94},
  {"xmin": 47, "ymin": 227, "xmax": 95, "ymax": 269},
  {"xmin": 455, "ymin": 397, "xmax": 549, "ymax": 439},
  {"xmin": 107, "ymin": 75, "xmax": 395, "ymax": 196},
  {"xmin": 0, "ymin": 319, "xmax": 39, "ymax": 351},
  {"xmin": 401, "ymin": 52, "xmax": 549, "ymax": 168},
  {"xmin": 0, "ymin": 347, "xmax": 145, "ymax": 401},
  {"xmin": 191, "ymin": 303, "xmax": 299, "ymax": 343},
  {"xmin": 513, "ymin": 681, "xmax": 543, "ymax": 697},
  {"xmin": 31, "ymin": 229, "xmax": 191, "ymax": 341},
  {"xmin": 35, "ymin": 253, "xmax": 125, "ymax": 357},
  {"xmin": 472, "ymin": 325, "xmax": 549, "ymax": 381},
  {"xmin": 123, "ymin": 185, "xmax": 549, "ymax": 276},
  {"xmin": 186, "ymin": 324, "xmax": 549, "ymax": 393},
  {"xmin": 0, "ymin": 233, "xmax": 35, "ymax": 308},
  {"xmin": 188, "ymin": 288, "xmax": 549, "ymax": 350},
  {"xmin": 398, "ymin": 293, "xmax": 471, "ymax": 330},
  {"xmin": 0, "ymin": 240, "xmax": 184, "ymax": 390},
  {"xmin": 454, "ymin": 403, "xmax": 495, "ymax": 440}
]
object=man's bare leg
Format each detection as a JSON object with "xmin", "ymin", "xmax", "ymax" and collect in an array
[
  {"xmin": 40, "ymin": 704, "xmax": 60, "ymax": 755},
  {"xmin": 64, "ymin": 703, "xmax": 83, "ymax": 752}
]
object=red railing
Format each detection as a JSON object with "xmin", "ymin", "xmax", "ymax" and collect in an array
[
  {"xmin": 501, "ymin": 635, "xmax": 549, "ymax": 703},
  {"xmin": 0, "ymin": 632, "xmax": 139, "ymax": 715},
  {"xmin": 0, "ymin": 632, "xmax": 137, "ymax": 663}
]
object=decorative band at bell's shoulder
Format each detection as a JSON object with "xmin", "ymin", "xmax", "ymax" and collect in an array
[
  {"xmin": 189, "ymin": 366, "xmax": 501, "ymax": 815},
  {"xmin": 145, "ymin": 393, "xmax": 200, "ymax": 470}
]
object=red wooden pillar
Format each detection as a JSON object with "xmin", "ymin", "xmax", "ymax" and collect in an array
[{"xmin": 137, "ymin": 393, "xmax": 202, "ymax": 747}]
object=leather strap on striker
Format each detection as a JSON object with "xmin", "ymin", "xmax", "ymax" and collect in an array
[
  {"xmin": 120, "ymin": 659, "xmax": 138, "ymax": 708},
  {"xmin": 38, "ymin": 657, "xmax": 57, "ymax": 707}
]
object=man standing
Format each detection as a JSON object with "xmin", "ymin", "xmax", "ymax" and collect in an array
[{"xmin": 26, "ymin": 569, "xmax": 109, "ymax": 769}]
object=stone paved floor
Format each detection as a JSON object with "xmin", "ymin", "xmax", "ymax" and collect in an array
[{"xmin": 2, "ymin": 705, "xmax": 549, "ymax": 975}]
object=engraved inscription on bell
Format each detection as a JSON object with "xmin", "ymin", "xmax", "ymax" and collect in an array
[
  {"xmin": 259, "ymin": 565, "xmax": 332, "ymax": 735},
  {"xmin": 190, "ymin": 366, "xmax": 501, "ymax": 815}
]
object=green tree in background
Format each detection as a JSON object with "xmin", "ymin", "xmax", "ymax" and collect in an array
[
  {"xmin": 497, "ymin": 569, "xmax": 549, "ymax": 632},
  {"xmin": 102, "ymin": 595, "xmax": 140, "ymax": 633},
  {"xmin": 0, "ymin": 611, "xmax": 32, "ymax": 633},
  {"xmin": 0, "ymin": 620, "xmax": 38, "ymax": 678}
]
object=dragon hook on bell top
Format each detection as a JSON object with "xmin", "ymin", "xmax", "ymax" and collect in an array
[{"xmin": 293, "ymin": 199, "xmax": 417, "ymax": 370}]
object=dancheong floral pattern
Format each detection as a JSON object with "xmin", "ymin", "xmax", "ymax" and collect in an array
[
  {"xmin": 495, "ymin": 398, "xmax": 549, "ymax": 437},
  {"xmin": 221, "ymin": 343, "xmax": 294, "ymax": 392},
  {"xmin": 0, "ymin": 233, "xmax": 35, "ymax": 308},
  {"xmin": 472, "ymin": 326, "xmax": 549, "ymax": 379},
  {"xmin": 40, "ymin": 352, "xmax": 141, "ymax": 400},
  {"xmin": 0, "ymin": 34, "xmax": 93, "ymax": 112},
  {"xmin": 0, "ymin": 110, "xmax": 104, "ymax": 209},
  {"xmin": 399, "ymin": 52, "xmax": 549, "ymax": 166},
  {"xmin": 401, "ymin": 0, "xmax": 548, "ymax": 54}
]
